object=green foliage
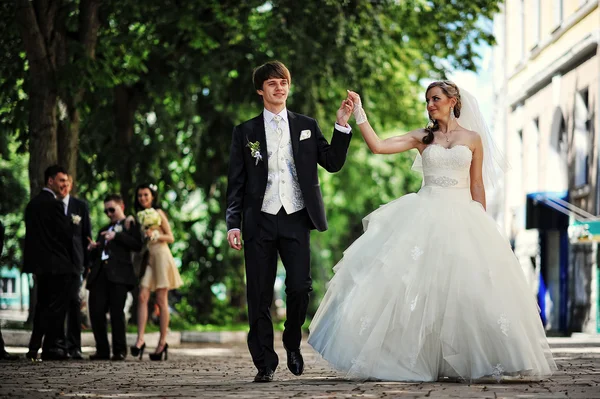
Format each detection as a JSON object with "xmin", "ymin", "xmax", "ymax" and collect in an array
[{"xmin": 1, "ymin": 0, "xmax": 502, "ymax": 324}]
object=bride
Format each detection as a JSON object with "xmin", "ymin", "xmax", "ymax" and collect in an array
[{"xmin": 308, "ymin": 81, "xmax": 557, "ymax": 382}]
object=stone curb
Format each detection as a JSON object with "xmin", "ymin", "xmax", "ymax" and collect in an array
[{"xmin": 2, "ymin": 329, "xmax": 248, "ymax": 347}]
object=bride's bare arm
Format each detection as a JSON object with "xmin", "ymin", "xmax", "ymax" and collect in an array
[
  {"xmin": 469, "ymin": 134, "xmax": 486, "ymax": 210},
  {"xmin": 346, "ymin": 90, "xmax": 423, "ymax": 154},
  {"xmin": 358, "ymin": 124, "xmax": 423, "ymax": 154}
]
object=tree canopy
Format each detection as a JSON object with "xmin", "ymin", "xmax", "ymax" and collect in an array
[{"xmin": 0, "ymin": 0, "xmax": 501, "ymax": 324}]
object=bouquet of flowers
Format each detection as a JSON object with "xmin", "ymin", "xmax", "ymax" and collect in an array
[{"xmin": 137, "ymin": 208, "xmax": 161, "ymax": 230}]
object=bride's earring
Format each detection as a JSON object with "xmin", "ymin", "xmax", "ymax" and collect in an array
[{"xmin": 449, "ymin": 107, "xmax": 455, "ymax": 121}]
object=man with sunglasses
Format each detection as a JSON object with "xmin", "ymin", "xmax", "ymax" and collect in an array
[{"xmin": 86, "ymin": 194, "xmax": 142, "ymax": 360}]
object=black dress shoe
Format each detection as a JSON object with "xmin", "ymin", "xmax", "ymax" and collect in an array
[
  {"xmin": 25, "ymin": 351, "xmax": 40, "ymax": 361},
  {"xmin": 69, "ymin": 350, "xmax": 84, "ymax": 360},
  {"xmin": 0, "ymin": 350, "xmax": 19, "ymax": 360},
  {"xmin": 111, "ymin": 353, "xmax": 126, "ymax": 361},
  {"xmin": 89, "ymin": 353, "xmax": 110, "ymax": 360},
  {"xmin": 253, "ymin": 368, "xmax": 274, "ymax": 383},
  {"xmin": 285, "ymin": 347, "xmax": 304, "ymax": 376},
  {"xmin": 41, "ymin": 349, "xmax": 70, "ymax": 361}
]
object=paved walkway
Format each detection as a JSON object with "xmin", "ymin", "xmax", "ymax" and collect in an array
[{"xmin": 0, "ymin": 336, "xmax": 599, "ymax": 398}]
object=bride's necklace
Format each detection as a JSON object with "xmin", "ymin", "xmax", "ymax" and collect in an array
[{"xmin": 440, "ymin": 125, "xmax": 459, "ymax": 142}]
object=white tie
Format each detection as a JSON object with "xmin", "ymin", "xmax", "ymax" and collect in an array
[{"xmin": 273, "ymin": 115, "xmax": 284, "ymax": 136}]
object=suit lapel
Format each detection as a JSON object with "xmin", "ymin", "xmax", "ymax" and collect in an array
[
  {"xmin": 67, "ymin": 197, "xmax": 75, "ymax": 216},
  {"xmin": 288, "ymin": 110, "xmax": 300, "ymax": 157}
]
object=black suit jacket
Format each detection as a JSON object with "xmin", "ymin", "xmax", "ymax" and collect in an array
[
  {"xmin": 23, "ymin": 190, "xmax": 75, "ymax": 275},
  {"xmin": 226, "ymin": 111, "xmax": 352, "ymax": 239},
  {"xmin": 86, "ymin": 220, "xmax": 142, "ymax": 290},
  {"xmin": 67, "ymin": 196, "xmax": 93, "ymax": 276}
]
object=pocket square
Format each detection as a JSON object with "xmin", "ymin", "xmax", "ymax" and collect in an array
[{"xmin": 300, "ymin": 130, "xmax": 311, "ymax": 141}]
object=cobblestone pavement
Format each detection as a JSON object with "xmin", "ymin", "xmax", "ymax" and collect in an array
[{"xmin": 0, "ymin": 336, "xmax": 599, "ymax": 398}]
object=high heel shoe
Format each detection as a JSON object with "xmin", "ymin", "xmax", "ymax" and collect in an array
[
  {"xmin": 130, "ymin": 342, "xmax": 146, "ymax": 360},
  {"xmin": 149, "ymin": 343, "xmax": 168, "ymax": 361}
]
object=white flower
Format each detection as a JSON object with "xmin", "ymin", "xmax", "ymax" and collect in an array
[
  {"xmin": 497, "ymin": 314, "xmax": 510, "ymax": 336},
  {"xmin": 71, "ymin": 214, "xmax": 82, "ymax": 225},
  {"xmin": 410, "ymin": 294, "xmax": 419, "ymax": 311},
  {"xmin": 491, "ymin": 363, "xmax": 505, "ymax": 382},
  {"xmin": 411, "ymin": 246, "xmax": 424, "ymax": 260},
  {"xmin": 246, "ymin": 140, "xmax": 263, "ymax": 165},
  {"xmin": 137, "ymin": 208, "xmax": 162, "ymax": 229},
  {"xmin": 113, "ymin": 224, "xmax": 123, "ymax": 233}
]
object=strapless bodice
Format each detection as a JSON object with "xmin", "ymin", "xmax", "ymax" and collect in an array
[{"xmin": 421, "ymin": 144, "xmax": 472, "ymax": 189}]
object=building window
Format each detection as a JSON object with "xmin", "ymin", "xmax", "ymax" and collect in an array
[
  {"xmin": 574, "ymin": 89, "xmax": 590, "ymax": 187},
  {"xmin": 0, "ymin": 277, "xmax": 15, "ymax": 294},
  {"xmin": 554, "ymin": 0, "xmax": 563, "ymax": 29}
]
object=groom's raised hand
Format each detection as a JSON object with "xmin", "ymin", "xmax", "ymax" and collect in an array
[
  {"xmin": 227, "ymin": 230, "xmax": 242, "ymax": 250},
  {"xmin": 336, "ymin": 97, "xmax": 354, "ymax": 127}
]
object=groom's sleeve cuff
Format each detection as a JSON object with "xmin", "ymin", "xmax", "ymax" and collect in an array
[
  {"xmin": 334, "ymin": 123, "xmax": 352, "ymax": 134},
  {"xmin": 227, "ymin": 228, "xmax": 240, "ymax": 234}
]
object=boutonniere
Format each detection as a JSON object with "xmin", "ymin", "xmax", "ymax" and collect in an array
[
  {"xmin": 246, "ymin": 140, "xmax": 263, "ymax": 165},
  {"xmin": 113, "ymin": 224, "xmax": 123, "ymax": 233},
  {"xmin": 71, "ymin": 214, "xmax": 82, "ymax": 225}
]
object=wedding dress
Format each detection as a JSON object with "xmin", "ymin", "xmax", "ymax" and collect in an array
[{"xmin": 308, "ymin": 143, "xmax": 557, "ymax": 382}]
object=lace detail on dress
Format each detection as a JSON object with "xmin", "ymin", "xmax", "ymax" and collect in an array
[
  {"xmin": 497, "ymin": 314, "xmax": 510, "ymax": 336},
  {"xmin": 410, "ymin": 295, "xmax": 418, "ymax": 311},
  {"xmin": 491, "ymin": 363, "xmax": 504, "ymax": 382},
  {"xmin": 359, "ymin": 316, "xmax": 371, "ymax": 336},
  {"xmin": 422, "ymin": 144, "xmax": 472, "ymax": 170},
  {"xmin": 411, "ymin": 246, "xmax": 424, "ymax": 260},
  {"xmin": 429, "ymin": 176, "xmax": 458, "ymax": 187}
]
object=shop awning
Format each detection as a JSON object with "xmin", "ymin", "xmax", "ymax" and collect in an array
[
  {"xmin": 526, "ymin": 191, "xmax": 570, "ymax": 230},
  {"xmin": 527, "ymin": 191, "xmax": 600, "ymax": 241}
]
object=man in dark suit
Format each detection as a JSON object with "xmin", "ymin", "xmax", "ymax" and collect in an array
[
  {"xmin": 23, "ymin": 165, "xmax": 76, "ymax": 360},
  {"xmin": 225, "ymin": 61, "xmax": 354, "ymax": 382},
  {"xmin": 86, "ymin": 194, "xmax": 142, "ymax": 360},
  {"xmin": 58, "ymin": 176, "xmax": 92, "ymax": 360},
  {"xmin": 0, "ymin": 220, "xmax": 19, "ymax": 360}
]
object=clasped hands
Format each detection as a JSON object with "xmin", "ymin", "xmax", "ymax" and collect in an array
[{"xmin": 336, "ymin": 90, "xmax": 367, "ymax": 127}]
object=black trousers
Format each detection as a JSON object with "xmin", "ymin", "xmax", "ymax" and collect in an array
[
  {"xmin": 88, "ymin": 265, "xmax": 129, "ymax": 356},
  {"xmin": 244, "ymin": 208, "xmax": 312, "ymax": 371},
  {"xmin": 65, "ymin": 276, "xmax": 83, "ymax": 353},
  {"xmin": 28, "ymin": 274, "xmax": 78, "ymax": 353}
]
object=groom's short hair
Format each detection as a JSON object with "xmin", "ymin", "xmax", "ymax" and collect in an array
[
  {"xmin": 253, "ymin": 61, "xmax": 291, "ymax": 91},
  {"xmin": 44, "ymin": 165, "xmax": 68, "ymax": 184},
  {"xmin": 104, "ymin": 194, "xmax": 124, "ymax": 204}
]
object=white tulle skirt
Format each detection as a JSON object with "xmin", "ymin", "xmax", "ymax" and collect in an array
[{"xmin": 308, "ymin": 185, "xmax": 557, "ymax": 382}]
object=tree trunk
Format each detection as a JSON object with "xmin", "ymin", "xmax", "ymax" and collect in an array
[
  {"xmin": 114, "ymin": 84, "xmax": 141, "ymax": 207},
  {"xmin": 56, "ymin": 0, "xmax": 101, "ymax": 189},
  {"xmin": 16, "ymin": 0, "xmax": 60, "ymax": 196}
]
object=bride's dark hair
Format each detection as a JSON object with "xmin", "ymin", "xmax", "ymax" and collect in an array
[{"xmin": 423, "ymin": 81, "xmax": 462, "ymax": 144}]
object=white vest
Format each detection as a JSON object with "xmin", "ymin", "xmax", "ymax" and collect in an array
[{"xmin": 261, "ymin": 113, "xmax": 305, "ymax": 215}]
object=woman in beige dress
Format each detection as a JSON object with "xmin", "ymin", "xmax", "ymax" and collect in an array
[{"xmin": 130, "ymin": 183, "xmax": 183, "ymax": 360}]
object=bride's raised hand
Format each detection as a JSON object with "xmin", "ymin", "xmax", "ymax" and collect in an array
[
  {"xmin": 336, "ymin": 97, "xmax": 354, "ymax": 127},
  {"xmin": 346, "ymin": 90, "xmax": 361, "ymax": 108},
  {"xmin": 347, "ymin": 90, "xmax": 367, "ymax": 124}
]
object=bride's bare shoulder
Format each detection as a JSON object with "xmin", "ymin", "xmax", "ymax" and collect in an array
[
  {"xmin": 408, "ymin": 128, "xmax": 428, "ymax": 148},
  {"xmin": 464, "ymin": 129, "xmax": 483, "ymax": 146}
]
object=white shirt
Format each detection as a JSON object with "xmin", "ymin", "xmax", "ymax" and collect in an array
[{"xmin": 61, "ymin": 194, "xmax": 70, "ymax": 215}]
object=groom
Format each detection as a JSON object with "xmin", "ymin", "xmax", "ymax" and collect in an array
[{"xmin": 226, "ymin": 61, "xmax": 354, "ymax": 382}]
